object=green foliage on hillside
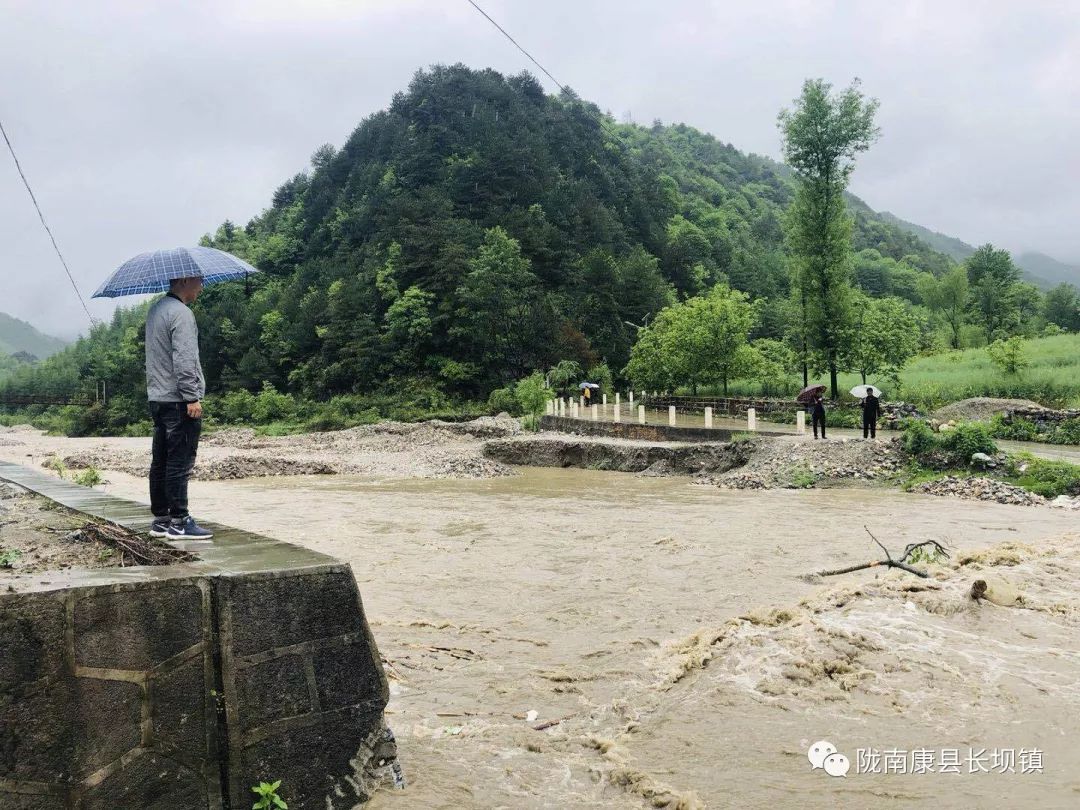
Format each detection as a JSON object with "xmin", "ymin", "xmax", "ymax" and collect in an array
[
  {"xmin": 4, "ymin": 65, "xmax": 964, "ymax": 434},
  {"xmin": 0, "ymin": 312, "xmax": 68, "ymax": 360}
]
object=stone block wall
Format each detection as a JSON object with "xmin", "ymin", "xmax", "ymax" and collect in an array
[
  {"xmin": 539, "ymin": 415, "xmax": 780, "ymax": 442},
  {"xmin": 1, "ymin": 578, "xmax": 220, "ymax": 809},
  {"xmin": 0, "ymin": 462, "xmax": 391, "ymax": 810}
]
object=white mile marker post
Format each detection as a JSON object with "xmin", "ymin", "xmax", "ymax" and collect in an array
[
  {"xmin": 748, "ymin": 407, "xmax": 757, "ymax": 431},
  {"xmin": 669, "ymin": 405, "xmax": 677, "ymax": 426},
  {"xmin": 704, "ymin": 406, "xmax": 713, "ymax": 429},
  {"xmin": 796, "ymin": 410, "xmax": 805, "ymax": 435},
  {"xmin": 638, "ymin": 405, "xmax": 646, "ymax": 424}
]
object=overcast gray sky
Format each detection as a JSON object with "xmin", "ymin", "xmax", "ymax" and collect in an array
[{"xmin": 2, "ymin": 0, "xmax": 1078, "ymax": 338}]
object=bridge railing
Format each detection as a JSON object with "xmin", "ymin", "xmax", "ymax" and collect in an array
[{"xmin": 0, "ymin": 391, "xmax": 99, "ymax": 407}]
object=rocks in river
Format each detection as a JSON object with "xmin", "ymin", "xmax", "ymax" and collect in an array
[{"xmin": 911, "ymin": 476, "xmax": 1046, "ymax": 506}]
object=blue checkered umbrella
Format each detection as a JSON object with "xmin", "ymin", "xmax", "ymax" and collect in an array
[{"xmin": 92, "ymin": 246, "xmax": 260, "ymax": 298}]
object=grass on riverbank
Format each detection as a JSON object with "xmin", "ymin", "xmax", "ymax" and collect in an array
[
  {"xmin": 893, "ymin": 420, "xmax": 1080, "ymax": 499},
  {"xmin": 720, "ymin": 333, "xmax": 1080, "ymax": 409}
]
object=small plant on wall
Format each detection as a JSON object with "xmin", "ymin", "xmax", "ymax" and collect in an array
[{"xmin": 252, "ymin": 780, "xmax": 287, "ymax": 809}]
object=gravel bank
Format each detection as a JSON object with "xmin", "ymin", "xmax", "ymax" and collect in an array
[
  {"xmin": 703, "ymin": 436, "xmax": 906, "ymax": 489},
  {"xmin": 910, "ymin": 476, "xmax": 1047, "ymax": 506},
  {"xmin": 932, "ymin": 397, "xmax": 1045, "ymax": 422}
]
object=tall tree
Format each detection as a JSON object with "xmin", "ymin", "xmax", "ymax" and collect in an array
[
  {"xmin": 779, "ymin": 78, "xmax": 879, "ymax": 398},
  {"xmin": 842, "ymin": 295, "xmax": 922, "ymax": 384},
  {"xmin": 965, "ymin": 244, "xmax": 1021, "ymax": 342},
  {"xmin": 453, "ymin": 227, "xmax": 548, "ymax": 385},
  {"xmin": 917, "ymin": 264, "xmax": 969, "ymax": 349},
  {"xmin": 1043, "ymin": 283, "xmax": 1080, "ymax": 332}
]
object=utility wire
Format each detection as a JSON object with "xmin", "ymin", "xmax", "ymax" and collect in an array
[
  {"xmin": 0, "ymin": 117, "xmax": 97, "ymax": 326},
  {"xmin": 464, "ymin": 0, "xmax": 628, "ymax": 147},
  {"xmin": 464, "ymin": 0, "xmax": 570, "ymax": 95}
]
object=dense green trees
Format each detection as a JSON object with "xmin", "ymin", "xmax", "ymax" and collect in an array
[
  {"xmin": 1044, "ymin": 284, "xmax": 1080, "ymax": 332},
  {"xmin": 5, "ymin": 65, "xmax": 1074, "ymax": 434},
  {"xmin": 624, "ymin": 284, "xmax": 757, "ymax": 395},
  {"xmin": 917, "ymin": 265, "xmax": 969, "ymax": 349},
  {"xmin": 842, "ymin": 295, "xmax": 923, "ymax": 384}
]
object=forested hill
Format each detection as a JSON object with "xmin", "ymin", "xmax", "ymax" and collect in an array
[
  {"xmin": 5, "ymin": 64, "xmax": 955, "ymax": 414},
  {"xmin": 0, "ymin": 312, "xmax": 68, "ymax": 359}
]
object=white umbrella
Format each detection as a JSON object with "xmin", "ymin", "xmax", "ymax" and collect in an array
[{"xmin": 850, "ymin": 384, "xmax": 881, "ymax": 398}]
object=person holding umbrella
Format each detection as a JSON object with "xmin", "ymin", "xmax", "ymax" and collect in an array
[
  {"xmin": 797, "ymin": 383, "xmax": 828, "ymax": 440},
  {"xmin": 811, "ymin": 393, "xmax": 827, "ymax": 439},
  {"xmin": 93, "ymin": 246, "xmax": 259, "ymax": 539},
  {"xmin": 852, "ymin": 384, "xmax": 883, "ymax": 439}
]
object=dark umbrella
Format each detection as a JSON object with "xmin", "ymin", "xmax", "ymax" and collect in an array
[
  {"xmin": 796, "ymin": 384, "xmax": 827, "ymax": 404},
  {"xmin": 92, "ymin": 246, "xmax": 259, "ymax": 298}
]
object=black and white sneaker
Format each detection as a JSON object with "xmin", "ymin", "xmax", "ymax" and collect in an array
[
  {"xmin": 149, "ymin": 518, "xmax": 170, "ymax": 538},
  {"xmin": 166, "ymin": 516, "xmax": 214, "ymax": 539}
]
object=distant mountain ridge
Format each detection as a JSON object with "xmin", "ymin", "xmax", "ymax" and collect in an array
[
  {"xmin": 879, "ymin": 211, "xmax": 1080, "ymax": 290},
  {"xmin": 0, "ymin": 312, "xmax": 69, "ymax": 359},
  {"xmin": 877, "ymin": 212, "xmax": 975, "ymax": 263},
  {"xmin": 1014, "ymin": 251, "xmax": 1080, "ymax": 288}
]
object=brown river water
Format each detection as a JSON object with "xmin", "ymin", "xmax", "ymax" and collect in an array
[{"xmin": 3, "ymin": 433, "xmax": 1079, "ymax": 809}]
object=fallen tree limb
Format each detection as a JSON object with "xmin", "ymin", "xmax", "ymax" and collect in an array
[
  {"xmin": 816, "ymin": 527, "xmax": 950, "ymax": 580},
  {"xmin": 66, "ymin": 521, "xmax": 196, "ymax": 566}
]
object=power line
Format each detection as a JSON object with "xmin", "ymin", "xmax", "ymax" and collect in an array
[
  {"xmin": 0, "ymin": 117, "xmax": 97, "ymax": 326},
  {"xmin": 464, "ymin": 0, "xmax": 570, "ymax": 95},
  {"xmin": 464, "ymin": 0, "xmax": 628, "ymax": 146}
]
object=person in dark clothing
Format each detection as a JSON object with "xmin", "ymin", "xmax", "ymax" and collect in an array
[
  {"xmin": 145, "ymin": 275, "xmax": 213, "ymax": 540},
  {"xmin": 862, "ymin": 391, "xmax": 882, "ymax": 439},
  {"xmin": 811, "ymin": 394, "xmax": 826, "ymax": 439}
]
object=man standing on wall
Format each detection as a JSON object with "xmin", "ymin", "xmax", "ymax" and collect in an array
[{"xmin": 145, "ymin": 275, "xmax": 213, "ymax": 539}]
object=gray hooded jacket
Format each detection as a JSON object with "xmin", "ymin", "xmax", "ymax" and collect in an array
[{"xmin": 145, "ymin": 294, "xmax": 205, "ymax": 403}]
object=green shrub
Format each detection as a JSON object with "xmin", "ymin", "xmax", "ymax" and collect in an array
[
  {"xmin": 73, "ymin": 467, "xmax": 103, "ymax": 487},
  {"xmin": 252, "ymin": 383, "xmax": 297, "ymax": 423},
  {"xmin": 825, "ymin": 408, "xmax": 861, "ymax": 429},
  {"xmin": 218, "ymin": 389, "xmax": 258, "ymax": 423},
  {"xmin": 44, "ymin": 457, "xmax": 67, "ymax": 478},
  {"xmin": 901, "ymin": 419, "xmax": 939, "ymax": 457},
  {"xmin": 787, "ymin": 463, "xmax": 817, "ymax": 489},
  {"xmin": 121, "ymin": 420, "xmax": 153, "ymax": 437},
  {"xmin": 514, "ymin": 372, "xmax": 552, "ymax": 420},
  {"xmin": 988, "ymin": 414, "xmax": 1039, "ymax": 442},
  {"xmin": 1005, "ymin": 454, "xmax": 1080, "ymax": 498},
  {"xmin": 69, "ymin": 403, "xmax": 108, "ymax": 437},
  {"xmin": 487, "ymin": 385, "xmax": 520, "ymax": 416},
  {"xmin": 1052, "ymin": 418, "xmax": 1080, "ymax": 445},
  {"xmin": 986, "ymin": 336, "xmax": 1030, "ymax": 376},
  {"xmin": 940, "ymin": 422, "xmax": 998, "ymax": 461}
]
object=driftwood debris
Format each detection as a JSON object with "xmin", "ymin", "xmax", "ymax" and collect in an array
[
  {"xmin": 817, "ymin": 526, "xmax": 949, "ymax": 580},
  {"xmin": 66, "ymin": 521, "xmax": 196, "ymax": 566}
]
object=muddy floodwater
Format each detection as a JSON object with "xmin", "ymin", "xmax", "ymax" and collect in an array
[{"xmin": 38, "ymin": 463, "xmax": 1071, "ymax": 810}]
